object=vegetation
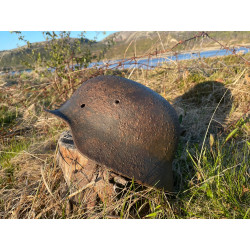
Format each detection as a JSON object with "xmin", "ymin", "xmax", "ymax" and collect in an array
[
  {"xmin": 0, "ymin": 32, "xmax": 249, "ymax": 218},
  {"xmin": 0, "ymin": 31, "xmax": 114, "ymax": 71},
  {"xmin": 0, "ymin": 31, "xmax": 249, "ymax": 71}
]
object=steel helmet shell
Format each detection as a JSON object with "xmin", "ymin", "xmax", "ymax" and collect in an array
[{"xmin": 46, "ymin": 75, "xmax": 180, "ymax": 190}]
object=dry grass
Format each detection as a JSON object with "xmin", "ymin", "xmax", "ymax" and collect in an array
[{"xmin": 0, "ymin": 53, "xmax": 249, "ymax": 219}]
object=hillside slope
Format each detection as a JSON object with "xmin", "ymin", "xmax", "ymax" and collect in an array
[
  {"xmin": 103, "ymin": 31, "xmax": 250, "ymax": 59},
  {"xmin": 0, "ymin": 31, "xmax": 249, "ymax": 71}
]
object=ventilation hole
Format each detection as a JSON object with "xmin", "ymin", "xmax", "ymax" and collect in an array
[
  {"xmin": 115, "ymin": 100, "xmax": 120, "ymax": 104},
  {"xmin": 80, "ymin": 104, "xmax": 85, "ymax": 108}
]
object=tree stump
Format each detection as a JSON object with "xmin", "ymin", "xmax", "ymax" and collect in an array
[{"xmin": 57, "ymin": 131, "xmax": 128, "ymax": 211}]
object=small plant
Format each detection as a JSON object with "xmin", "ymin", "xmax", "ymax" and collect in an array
[{"xmin": 10, "ymin": 31, "xmax": 115, "ymax": 104}]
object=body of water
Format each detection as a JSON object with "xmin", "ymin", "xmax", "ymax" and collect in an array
[
  {"xmin": 2, "ymin": 46, "xmax": 249, "ymax": 75},
  {"xmin": 89, "ymin": 46, "xmax": 250, "ymax": 70}
]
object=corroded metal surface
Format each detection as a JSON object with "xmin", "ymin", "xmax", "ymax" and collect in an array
[{"xmin": 46, "ymin": 75, "xmax": 180, "ymax": 190}]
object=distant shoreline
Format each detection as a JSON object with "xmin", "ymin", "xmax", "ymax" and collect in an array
[
  {"xmin": 1, "ymin": 44, "xmax": 249, "ymax": 74},
  {"xmin": 99, "ymin": 44, "xmax": 250, "ymax": 62}
]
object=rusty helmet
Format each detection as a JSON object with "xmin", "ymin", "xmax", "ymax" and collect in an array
[{"xmin": 46, "ymin": 75, "xmax": 180, "ymax": 191}]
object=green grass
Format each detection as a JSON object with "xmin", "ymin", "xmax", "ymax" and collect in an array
[
  {"xmin": 0, "ymin": 138, "xmax": 31, "ymax": 188},
  {"xmin": 179, "ymin": 140, "xmax": 249, "ymax": 218},
  {"xmin": 0, "ymin": 109, "xmax": 18, "ymax": 128},
  {"xmin": 0, "ymin": 48, "xmax": 249, "ymax": 219}
]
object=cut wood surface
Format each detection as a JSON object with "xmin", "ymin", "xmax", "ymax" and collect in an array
[{"xmin": 57, "ymin": 131, "xmax": 128, "ymax": 210}]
